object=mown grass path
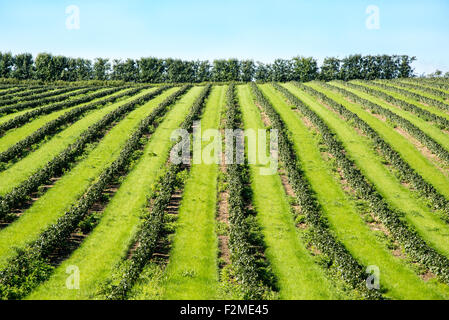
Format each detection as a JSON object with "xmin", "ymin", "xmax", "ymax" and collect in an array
[
  {"xmin": 0, "ymin": 88, "xmax": 103, "ymax": 126},
  {"xmin": 239, "ymin": 84, "xmax": 345, "ymax": 299},
  {"xmin": 0, "ymin": 87, "xmax": 185, "ymax": 267},
  {"xmin": 263, "ymin": 84, "xmax": 449, "ymax": 299},
  {"xmin": 327, "ymin": 82, "xmax": 449, "ymax": 202},
  {"xmin": 156, "ymin": 86, "xmax": 225, "ymax": 300},
  {"xmin": 355, "ymin": 81, "xmax": 449, "ymax": 122},
  {"xmin": 283, "ymin": 83, "xmax": 449, "ymax": 263},
  {"xmin": 0, "ymin": 88, "xmax": 128, "ymax": 153},
  {"xmin": 26, "ymin": 87, "xmax": 204, "ymax": 300},
  {"xmin": 0, "ymin": 88, "xmax": 162, "ymax": 196}
]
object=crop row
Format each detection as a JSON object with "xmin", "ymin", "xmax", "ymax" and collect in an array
[
  {"xmin": 387, "ymin": 80, "xmax": 449, "ymax": 100},
  {"xmin": 0, "ymin": 86, "xmax": 43, "ymax": 99},
  {"xmin": 106, "ymin": 84, "xmax": 212, "ymax": 300},
  {"xmin": 0, "ymin": 86, "xmax": 127, "ymax": 135},
  {"xmin": 361, "ymin": 80, "xmax": 449, "ymax": 112},
  {"xmin": 0, "ymin": 87, "xmax": 148, "ymax": 166},
  {"xmin": 347, "ymin": 81, "xmax": 449, "ymax": 129},
  {"xmin": 279, "ymin": 83, "xmax": 449, "ymax": 285},
  {"xmin": 301, "ymin": 82, "xmax": 449, "ymax": 219},
  {"xmin": 256, "ymin": 83, "xmax": 379, "ymax": 299},
  {"xmin": 0, "ymin": 86, "xmax": 172, "ymax": 220},
  {"xmin": 0, "ymin": 86, "xmax": 63, "ymax": 105},
  {"xmin": 339, "ymin": 81, "xmax": 449, "ymax": 163},
  {"xmin": 225, "ymin": 84, "xmax": 275, "ymax": 300},
  {"xmin": 0, "ymin": 85, "xmax": 191, "ymax": 300},
  {"xmin": 0, "ymin": 86, "xmax": 88, "ymax": 109},
  {"xmin": 408, "ymin": 79, "xmax": 449, "ymax": 91}
]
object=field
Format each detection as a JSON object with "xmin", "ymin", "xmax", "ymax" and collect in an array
[{"xmin": 1, "ymin": 78, "xmax": 449, "ymax": 300}]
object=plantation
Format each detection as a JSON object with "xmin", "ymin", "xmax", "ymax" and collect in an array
[{"xmin": 1, "ymin": 77, "xmax": 449, "ymax": 300}]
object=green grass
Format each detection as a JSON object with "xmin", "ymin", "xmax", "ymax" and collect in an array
[
  {"xmin": 0, "ymin": 88, "xmax": 131, "ymax": 153},
  {"xmin": 0, "ymin": 87, "xmax": 163, "ymax": 196},
  {"xmin": 152, "ymin": 86, "xmax": 225, "ymax": 300},
  {"xmin": 26, "ymin": 86, "xmax": 204, "ymax": 300},
  {"xmin": 0, "ymin": 87, "xmax": 187, "ymax": 268},
  {"xmin": 374, "ymin": 80, "xmax": 449, "ymax": 103},
  {"xmin": 355, "ymin": 81, "xmax": 449, "ymax": 122},
  {"xmin": 327, "ymin": 82, "xmax": 449, "ymax": 202},
  {"xmin": 238, "ymin": 84, "xmax": 344, "ymax": 300},
  {"xmin": 283, "ymin": 83, "xmax": 449, "ymax": 262},
  {"xmin": 0, "ymin": 88, "xmax": 104, "ymax": 126},
  {"xmin": 261, "ymin": 83, "xmax": 449, "ymax": 299}
]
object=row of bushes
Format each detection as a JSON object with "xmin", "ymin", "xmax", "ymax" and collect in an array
[
  {"xmin": 283, "ymin": 83, "xmax": 449, "ymax": 285},
  {"xmin": 340, "ymin": 81, "xmax": 449, "ymax": 164},
  {"xmin": 0, "ymin": 86, "xmax": 172, "ymax": 220},
  {"xmin": 0, "ymin": 85, "xmax": 57, "ymax": 100},
  {"xmin": 304, "ymin": 81, "xmax": 449, "ymax": 219},
  {"xmin": 410, "ymin": 78, "xmax": 449, "ymax": 91},
  {"xmin": 106, "ymin": 84, "xmax": 212, "ymax": 300},
  {"xmin": 388, "ymin": 80, "xmax": 449, "ymax": 100},
  {"xmin": 225, "ymin": 84, "xmax": 278, "ymax": 300},
  {"xmin": 354, "ymin": 81, "xmax": 449, "ymax": 129},
  {"xmin": 0, "ymin": 86, "xmax": 125, "ymax": 135},
  {"xmin": 0, "ymin": 86, "xmax": 84, "ymax": 108},
  {"xmin": 0, "ymin": 86, "xmax": 90, "ymax": 112},
  {"xmin": 256, "ymin": 83, "xmax": 380, "ymax": 299},
  {"xmin": 0, "ymin": 87, "xmax": 148, "ymax": 165},
  {"xmin": 361, "ymin": 80, "xmax": 449, "ymax": 112},
  {"xmin": 0, "ymin": 85, "xmax": 192, "ymax": 300}
]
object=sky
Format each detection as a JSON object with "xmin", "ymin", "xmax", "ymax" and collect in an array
[{"xmin": 0, "ymin": 0, "xmax": 448, "ymax": 75}]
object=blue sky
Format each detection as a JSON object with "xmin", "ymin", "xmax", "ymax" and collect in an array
[{"xmin": 0, "ymin": 0, "xmax": 448, "ymax": 74}]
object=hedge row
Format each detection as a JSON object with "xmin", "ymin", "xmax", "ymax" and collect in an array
[
  {"xmin": 0, "ymin": 85, "xmax": 89, "ymax": 111},
  {"xmin": 225, "ymin": 84, "xmax": 277, "ymax": 299},
  {"xmin": 0, "ymin": 86, "xmax": 44, "ymax": 99},
  {"xmin": 409, "ymin": 79, "xmax": 449, "ymax": 91},
  {"xmin": 106, "ymin": 84, "xmax": 211, "ymax": 300},
  {"xmin": 0, "ymin": 87, "xmax": 148, "ymax": 165},
  {"xmin": 352, "ymin": 81, "xmax": 449, "ymax": 129},
  {"xmin": 0, "ymin": 85, "xmax": 173, "ymax": 220},
  {"xmin": 0, "ymin": 85, "xmax": 191, "ymax": 300},
  {"xmin": 304, "ymin": 81, "xmax": 449, "ymax": 219},
  {"xmin": 0, "ymin": 86, "xmax": 70, "ymax": 106},
  {"xmin": 387, "ymin": 80, "xmax": 449, "ymax": 100},
  {"xmin": 281, "ymin": 82, "xmax": 449, "ymax": 285},
  {"xmin": 339, "ymin": 81, "xmax": 449, "ymax": 163},
  {"xmin": 361, "ymin": 80, "xmax": 449, "ymax": 112},
  {"xmin": 256, "ymin": 83, "xmax": 380, "ymax": 299},
  {"xmin": 0, "ymin": 86, "xmax": 127, "ymax": 135}
]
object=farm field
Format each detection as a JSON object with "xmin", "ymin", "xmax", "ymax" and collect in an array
[{"xmin": 1, "ymin": 79, "xmax": 449, "ymax": 300}]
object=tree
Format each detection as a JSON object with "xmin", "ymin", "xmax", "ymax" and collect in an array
[
  {"xmin": 138, "ymin": 57, "xmax": 165, "ymax": 83},
  {"xmin": 194, "ymin": 60, "xmax": 211, "ymax": 82},
  {"xmin": 75, "ymin": 58, "xmax": 93, "ymax": 80},
  {"xmin": 341, "ymin": 54, "xmax": 363, "ymax": 80},
  {"xmin": 320, "ymin": 57, "xmax": 341, "ymax": 81},
  {"xmin": 12, "ymin": 53, "xmax": 34, "ymax": 80},
  {"xmin": 93, "ymin": 58, "xmax": 111, "ymax": 80},
  {"xmin": 34, "ymin": 53, "xmax": 54, "ymax": 81},
  {"xmin": 254, "ymin": 62, "xmax": 270, "ymax": 82},
  {"xmin": 291, "ymin": 56, "xmax": 318, "ymax": 82},
  {"xmin": 240, "ymin": 60, "xmax": 255, "ymax": 82},
  {"xmin": 271, "ymin": 59, "xmax": 292, "ymax": 82},
  {"xmin": 398, "ymin": 55, "xmax": 416, "ymax": 78},
  {"xmin": 0, "ymin": 52, "xmax": 14, "ymax": 78}
]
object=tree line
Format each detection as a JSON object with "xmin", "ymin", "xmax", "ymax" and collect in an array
[{"xmin": 0, "ymin": 52, "xmax": 417, "ymax": 83}]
